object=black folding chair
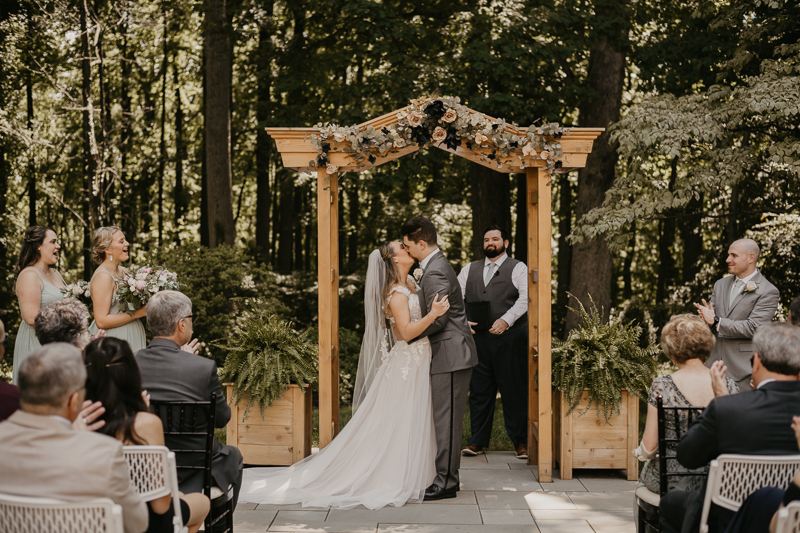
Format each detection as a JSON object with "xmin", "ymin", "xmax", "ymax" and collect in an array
[
  {"xmin": 150, "ymin": 392, "xmax": 234, "ymax": 533},
  {"xmin": 636, "ymin": 395, "xmax": 707, "ymax": 533}
]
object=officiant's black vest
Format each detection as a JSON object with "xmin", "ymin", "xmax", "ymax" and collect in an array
[{"xmin": 465, "ymin": 257, "xmax": 527, "ymax": 335}]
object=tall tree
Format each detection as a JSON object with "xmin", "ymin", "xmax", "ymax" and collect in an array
[
  {"xmin": 80, "ymin": 0, "xmax": 100, "ymax": 277},
  {"xmin": 255, "ymin": 1, "xmax": 274, "ymax": 262},
  {"xmin": 469, "ymin": 164, "xmax": 511, "ymax": 260},
  {"xmin": 566, "ymin": 0, "xmax": 630, "ymax": 330},
  {"xmin": 203, "ymin": 0, "xmax": 235, "ymax": 247}
]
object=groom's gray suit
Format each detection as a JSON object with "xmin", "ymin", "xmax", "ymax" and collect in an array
[
  {"xmin": 706, "ymin": 270, "xmax": 779, "ymax": 385},
  {"xmin": 413, "ymin": 250, "xmax": 479, "ymax": 491}
]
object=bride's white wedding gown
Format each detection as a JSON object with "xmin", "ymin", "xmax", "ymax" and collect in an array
[{"xmin": 239, "ymin": 285, "xmax": 436, "ymax": 509}]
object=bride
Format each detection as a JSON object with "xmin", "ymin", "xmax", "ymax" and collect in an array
[{"xmin": 239, "ymin": 241, "xmax": 450, "ymax": 510}]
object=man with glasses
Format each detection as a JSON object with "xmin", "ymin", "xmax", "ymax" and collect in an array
[
  {"xmin": 135, "ymin": 290, "xmax": 244, "ymax": 512},
  {"xmin": 0, "ymin": 319, "xmax": 20, "ymax": 422}
]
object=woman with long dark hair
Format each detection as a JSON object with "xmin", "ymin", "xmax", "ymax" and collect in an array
[
  {"xmin": 12, "ymin": 226, "xmax": 66, "ymax": 384},
  {"xmin": 84, "ymin": 337, "xmax": 209, "ymax": 533}
]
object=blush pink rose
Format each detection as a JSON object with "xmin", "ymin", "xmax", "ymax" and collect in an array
[
  {"xmin": 442, "ymin": 109, "xmax": 457, "ymax": 123},
  {"xmin": 432, "ymin": 127, "xmax": 447, "ymax": 142},
  {"xmin": 135, "ymin": 280, "xmax": 147, "ymax": 291},
  {"xmin": 407, "ymin": 112, "xmax": 424, "ymax": 127}
]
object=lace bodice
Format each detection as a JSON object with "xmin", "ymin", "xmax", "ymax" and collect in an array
[{"xmin": 387, "ymin": 284, "xmax": 423, "ymax": 323}]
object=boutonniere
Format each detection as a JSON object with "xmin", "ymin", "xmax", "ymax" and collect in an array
[
  {"xmin": 413, "ymin": 268, "xmax": 423, "ymax": 282},
  {"xmin": 742, "ymin": 281, "xmax": 758, "ymax": 294}
]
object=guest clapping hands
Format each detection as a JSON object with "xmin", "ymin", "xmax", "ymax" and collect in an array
[
  {"xmin": 12, "ymin": 226, "xmax": 68, "ymax": 384},
  {"xmin": 89, "ymin": 227, "xmax": 147, "ymax": 352}
]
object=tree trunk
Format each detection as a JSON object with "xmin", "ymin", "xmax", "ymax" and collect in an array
[
  {"xmin": 470, "ymin": 164, "xmax": 511, "ymax": 260},
  {"xmin": 255, "ymin": 2, "xmax": 273, "ymax": 262},
  {"xmin": 566, "ymin": 0, "xmax": 629, "ymax": 330},
  {"xmin": 203, "ymin": 0, "xmax": 235, "ymax": 247},
  {"xmin": 514, "ymin": 173, "xmax": 527, "ymax": 260},
  {"xmin": 157, "ymin": 6, "xmax": 167, "ymax": 246},
  {"xmin": 277, "ymin": 169, "xmax": 294, "ymax": 273},
  {"xmin": 174, "ymin": 58, "xmax": 184, "ymax": 245},
  {"xmin": 681, "ymin": 193, "xmax": 703, "ymax": 283},
  {"xmin": 95, "ymin": 3, "xmax": 108, "ymax": 225},
  {"xmin": 119, "ymin": 18, "xmax": 134, "ymax": 243},
  {"xmin": 555, "ymin": 175, "xmax": 573, "ymax": 337},
  {"xmin": 80, "ymin": 0, "xmax": 99, "ymax": 278},
  {"xmin": 656, "ymin": 157, "xmax": 678, "ymax": 303},
  {"xmin": 26, "ymin": 62, "xmax": 35, "ymax": 226}
]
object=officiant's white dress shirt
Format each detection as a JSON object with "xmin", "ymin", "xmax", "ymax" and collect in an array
[{"xmin": 456, "ymin": 253, "xmax": 528, "ymax": 328}]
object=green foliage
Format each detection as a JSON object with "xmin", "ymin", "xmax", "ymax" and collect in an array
[
  {"xmin": 219, "ymin": 309, "xmax": 318, "ymax": 420},
  {"xmin": 553, "ymin": 297, "xmax": 660, "ymax": 421},
  {"xmin": 144, "ymin": 244, "xmax": 289, "ymax": 366}
]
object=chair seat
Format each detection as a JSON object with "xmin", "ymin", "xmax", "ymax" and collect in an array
[
  {"xmin": 209, "ymin": 485, "xmax": 233, "ymax": 501},
  {"xmin": 636, "ymin": 485, "xmax": 661, "ymax": 507}
]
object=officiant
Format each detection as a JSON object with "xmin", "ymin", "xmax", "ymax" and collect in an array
[{"xmin": 458, "ymin": 226, "xmax": 529, "ymax": 460}]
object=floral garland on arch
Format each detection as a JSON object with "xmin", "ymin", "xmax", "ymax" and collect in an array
[{"xmin": 308, "ymin": 95, "xmax": 569, "ymax": 176}]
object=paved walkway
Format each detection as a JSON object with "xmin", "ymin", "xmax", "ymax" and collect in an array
[{"xmin": 234, "ymin": 451, "xmax": 637, "ymax": 532}]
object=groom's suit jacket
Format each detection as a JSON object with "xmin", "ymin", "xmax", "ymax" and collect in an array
[
  {"xmin": 413, "ymin": 251, "xmax": 478, "ymax": 375},
  {"xmin": 706, "ymin": 271, "xmax": 779, "ymax": 382}
]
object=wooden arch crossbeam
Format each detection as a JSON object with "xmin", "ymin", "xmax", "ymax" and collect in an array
[{"xmin": 266, "ymin": 102, "xmax": 602, "ymax": 483}]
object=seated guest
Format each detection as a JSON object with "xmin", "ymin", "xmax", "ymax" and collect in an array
[
  {"xmin": 85, "ymin": 337, "xmax": 209, "ymax": 533},
  {"xmin": 34, "ymin": 298, "xmax": 94, "ymax": 350},
  {"xmin": 0, "ymin": 343, "xmax": 147, "ymax": 533},
  {"xmin": 788, "ymin": 296, "xmax": 800, "ymax": 327},
  {"xmin": 0, "ymin": 319, "xmax": 20, "ymax": 421},
  {"xmin": 659, "ymin": 322, "xmax": 800, "ymax": 533},
  {"xmin": 722, "ymin": 416, "xmax": 800, "ymax": 533},
  {"xmin": 635, "ymin": 314, "xmax": 738, "ymax": 494},
  {"xmin": 135, "ymin": 290, "xmax": 243, "ymax": 509}
]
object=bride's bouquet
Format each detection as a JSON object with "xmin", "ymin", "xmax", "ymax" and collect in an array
[
  {"xmin": 117, "ymin": 266, "xmax": 180, "ymax": 311},
  {"xmin": 61, "ymin": 281, "xmax": 92, "ymax": 307}
]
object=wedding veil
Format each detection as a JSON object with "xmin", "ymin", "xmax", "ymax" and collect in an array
[{"xmin": 352, "ymin": 249, "xmax": 395, "ymax": 411}]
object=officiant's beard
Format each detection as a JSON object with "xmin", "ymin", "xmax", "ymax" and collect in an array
[{"xmin": 483, "ymin": 243, "xmax": 506, "ymax": 259}]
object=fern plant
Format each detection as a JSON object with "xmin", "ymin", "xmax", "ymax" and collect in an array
[
  {"xmin": 553, "ymin": 296, "xmax": 659, "ymax": 421},
  {"xmin": 219, "ymin": 308, "xmax": 318, "ymax": 420}
]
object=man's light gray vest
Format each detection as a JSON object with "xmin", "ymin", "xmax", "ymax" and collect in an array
[{"xmin": 465, "ymin": 257, "xmax": 527, "ymax": 335}]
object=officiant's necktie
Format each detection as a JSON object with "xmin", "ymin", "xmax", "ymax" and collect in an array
[
  {"xmin": 484, "ymin": 263, "xmax": 496, "ymax": 286},
  {"xmin": 729, "ymin": 279, "xmax": 743, "ymax": 304}
]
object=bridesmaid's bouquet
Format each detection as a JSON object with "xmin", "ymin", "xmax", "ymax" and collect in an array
[
  {"xmin": 61, "ymin": 281, "xmax": 92, "ymax": 307},
  {"xmin": 117, "ymin": 266, "xmax": 180, "ymax": 311}
]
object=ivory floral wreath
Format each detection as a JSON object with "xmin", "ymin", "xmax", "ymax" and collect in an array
[{"xmin": 308, "ymin": 95, "xmax": 569, "ymax": 176}]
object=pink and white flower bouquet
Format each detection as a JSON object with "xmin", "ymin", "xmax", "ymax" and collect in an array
[
  {"xmin": 117, "ymin": 266, "xmax": 180, "ymax": 311},
  {"xmin": 61, "ymin": 281, "xmax": 92, "ymax": 307}
]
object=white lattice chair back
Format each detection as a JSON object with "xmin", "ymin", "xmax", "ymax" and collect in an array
[
  {"xmin": 0, "ymin": 493, "xmax": 123, "ymax": 533},
  {"xmin": 776, "ymin": 500, "xmax": 800, "ymax": 533},
  {"xmin": 123, "ymin": 445, "xmax": 186, "ymax": 533},
  {"xmin": 700, "ymin": 454, "xmax": 800, "ymax": 533}
]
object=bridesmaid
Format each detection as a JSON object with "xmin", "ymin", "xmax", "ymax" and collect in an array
[
  {"xmin": 89, "ymin": 226, "xmax": 147, "ymax": 353},
  {"xmin": 13, "ymin": 226, "xmax": 67, "ymax": 384}
]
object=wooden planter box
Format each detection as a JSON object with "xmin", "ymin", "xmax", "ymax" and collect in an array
[
  {"xmin": 224, "ymin": 383, "xmax": 312, "ymax": 466},
  {"xmin": 554, "ymin": 389, "xmax": 639, "ymax": 481}
]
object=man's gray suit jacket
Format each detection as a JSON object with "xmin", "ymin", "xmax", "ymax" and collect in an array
[
  {"xmin": 136, "ymin": 338, "xmax": 242, "ymax": 494},
  {"xmin": 706, "ymin": 271, "xmax": 780, "ymax": 382},
  {"xmin": 413, "ymin": 252, "xmax": 478, "ymax": 374}
]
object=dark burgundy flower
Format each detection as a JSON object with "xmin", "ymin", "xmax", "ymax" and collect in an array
[
  {"xmin": 444, "ymin": 127, "xmax": 461, "ymax": 150},
  {"xmin": 509, "ymin": 141, "xmax": 518, "ymax": 148},
  {"xmin": 465, "ymin": 141, "xmax": 473, "ymax": 150},
  {"xmin": 316, "ymin": 154, "xmax": 328, "ymax": 165},
  {"xmin": 321, "ymin": 142, "xmax": 331, "ymax": 153},
  {"xmin": 368, "ymin": 154, "xmax": 377, "ymax": 164},
  {"xmin": 424, "ymin": 100, "xmax": 446, "ymax": 120},
  {"xmin": 491, "ymin": 124, "xmax": 499, "ymax": 130},
  {"xmin": 410, "ymin": 126, "xmax": 431, "ymax": 146},
  {"xmin": 555, "ymin": 161, "xmax": 563, "ymax": 169},
  {"xmin": 487, "ymin": 150, "xmax": 496, "ymax": 160},
  {"xmin": 381, "ymin": 127, "xmax": 390, "ymax": 135}
]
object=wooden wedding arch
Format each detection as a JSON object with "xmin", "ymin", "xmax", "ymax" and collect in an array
[{"xmin": 266, "ymin": 102, "xmax": 602, "ymax": 482}]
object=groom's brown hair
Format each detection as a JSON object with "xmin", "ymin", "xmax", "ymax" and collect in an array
[{"xmin": 401, "ymin": 216, "xmax": 438, "ymax": 246}]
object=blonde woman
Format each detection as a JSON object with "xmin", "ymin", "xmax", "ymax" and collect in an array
[
  {"xmin": 12, "ymin": 226, "xmax": 67, "ymax": 384},
  {"xmin": 89, "ymin": 227, "xmax": 147, "ymax": 353}
]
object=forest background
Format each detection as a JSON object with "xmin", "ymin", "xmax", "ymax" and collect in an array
[{"xmin": 1, "ymin": 0, "xmax": 799, "ymax": 401}]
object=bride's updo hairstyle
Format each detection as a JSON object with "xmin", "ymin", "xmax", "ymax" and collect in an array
[
  {"xmin": 378, "ymin": 242, "xmax": 403, "ymax": 316},
  {"xmin": 92, "ymin": 225, "xmax": 123, "ymax": 264}
]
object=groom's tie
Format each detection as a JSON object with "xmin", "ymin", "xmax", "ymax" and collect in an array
[
  {"xmin": 484, "ymin": 263, "xmax": 496, "ymax": 286},
  {"xmin": 729, "ymin": 278, "xmax": 743, "ymax": 305}
]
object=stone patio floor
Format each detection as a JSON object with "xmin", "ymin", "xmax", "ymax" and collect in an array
[{"xmin": 234, "ymin": 451, "xmax": 637, "ymax": 533}]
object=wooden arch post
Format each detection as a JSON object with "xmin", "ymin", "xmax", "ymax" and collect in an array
[{"xmin": 266, "ymin": 111, "xmax": 602, "ymax": 471}]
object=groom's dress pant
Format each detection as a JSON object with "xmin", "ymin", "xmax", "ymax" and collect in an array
[
  {"xmin": 431, "ymin": 367, "xmax": 472, "ymax": 491},
  {"xmin": 467, "ymin": 328, "xmax": 528, "ymax": 448}
]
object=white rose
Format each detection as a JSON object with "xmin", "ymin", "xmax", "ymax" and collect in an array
[
  {"xmin": 326, "ymin": 163, "xmax": 339, "ymax": 175},
  {"xmin": 393, "ymin": 138, "xmax": 406, "ymax": 148},
  {"xmin": 442, "ymin": 109, "xmax": 458, "ymax": 123},
  {"xmin": 159, "ymin": 273, "xmax": 168, "ymax": 282},
  {"xmin": 333, "ymin": 132, "xmax": 345, "ymax": 143},
  {"xmin": 522, "ymin": 143, "xmax": 536, "ymax": 157},
  {"xmin": 474, "ymin": 133, "xmax": 488, "ymax": 145},
  {"xmin": 136, "ymin": 272, "xmax": 147, "ymax": 280},
  {"xmin": 432, "ymin": 127, "xmax": 447, "ymax": 142},
  {"xmin": 72, "ymin": 285, "xmax": 82, "ymax": 296},
  {"xmin": 84, "ymin": 290, "xmax": 91, "ymax": 298},
  {"xmin": 745, "ymin": 281, "xmax": 758, "ymax": 293},
  {"xmin": 540, "ymin": 150, "xmax": 550, "ymax": 160},
  {"xmin": 128, "ymin": 278, "xmax": 136, "ymax": 287},
  {"xmin": 413, "ymin": 268, "xmax": 423, "ymax": 281}
]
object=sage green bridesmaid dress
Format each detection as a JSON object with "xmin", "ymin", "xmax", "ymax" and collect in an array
[
  {"xmin": 12, "ymin": 270, "xmax": 66, "ymax": 384},
  {"xmin": 89, "ymin": 270, "xmax": 147, "ymax": 354}
]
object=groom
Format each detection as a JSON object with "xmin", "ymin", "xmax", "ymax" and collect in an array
[{"xmin": 402, "ymin": 216, "xmax": 478, "ymax": 501}]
